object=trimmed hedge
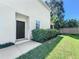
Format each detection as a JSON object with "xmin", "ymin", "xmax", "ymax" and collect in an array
[
  {"xmin": 32, "ymin": 29, "xmax": 59, "ymax": 43},
  {"xmin": 0, "ymin": 42, "xmax": 14, "ymax": 49}
]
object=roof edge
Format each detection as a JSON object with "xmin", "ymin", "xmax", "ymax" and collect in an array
[{"xmin": 39, "ymin": 0, "xmax": 51, "ymax": 11}]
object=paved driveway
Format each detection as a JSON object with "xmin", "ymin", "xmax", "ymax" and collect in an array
[{"xmin": 0, "ymin": 41, "xmax": 41, "ymax": 59}]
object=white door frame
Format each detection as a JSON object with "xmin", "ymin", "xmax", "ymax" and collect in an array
[{"xmin": 15, "ymin": 12, "xmax": 30, "ymax": 43}]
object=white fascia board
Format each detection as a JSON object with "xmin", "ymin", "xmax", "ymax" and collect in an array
[{"xmin": 39, "ymin": 0, "xmax": 51, "ymax": 11}]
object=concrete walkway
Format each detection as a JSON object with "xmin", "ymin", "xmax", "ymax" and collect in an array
[{"xmin": 0, "ymin": 41, "xmax": 41, "ymax": 59}]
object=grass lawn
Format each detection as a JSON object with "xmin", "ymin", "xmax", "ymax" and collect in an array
[
  {"xmin": 17, "ymin": 35, "xmax": 79, "ymax": 59},
  {"xmin": 46, "ymin": 35, "xmax": 79, "ymax": 59},
  {"xmin": 16, "ymin": 36, "xmax": 62, "ymax": 59}
]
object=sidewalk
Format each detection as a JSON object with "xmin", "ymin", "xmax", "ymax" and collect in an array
[{"xmin": 0, "ymin": 41, "xmax": 41, "ymax": 59}]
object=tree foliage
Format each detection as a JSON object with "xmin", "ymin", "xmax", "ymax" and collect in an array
[
  {"xmin": 54, "ymin": 19, "xmax": 79, "ymax": 29},
  {"xmin": 54, "ymin": 19, "xmax": 65, "ymax": 29},
  {"xmin": 51, "ymin": 15, "xmax": 59, "ymax": 23},
  {"xmin": 45, "ymin": 0, "xmax": 65, "ymax": 29},
  {"xmin": 49, "ymin": 0, "xmax": 64, "ymax": 20},
  {"xmin": 51, "ymin": 15, "xmax": 59, "ymax": 29},
  {"xmin": 45, "ymin": 0, "xmax": 64, "ymax": 20},
  {"xmin": 66, "ymin": 19, "xmax": 79, "ymax": 28}
]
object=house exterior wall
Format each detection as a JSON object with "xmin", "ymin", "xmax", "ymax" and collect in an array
[
  {"xmin": 0, "ymin": 0, "xmax": 50, "ymax": 44},
  {"xmin": 0, "ymin": 4, "xmax": 16, "ymax": 44}
]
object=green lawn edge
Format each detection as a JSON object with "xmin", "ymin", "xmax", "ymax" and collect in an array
[
  {"xmin": 16, "ymin": 36, "xmax": 63, "ymax": 59},
  {"xmin": 46, "ymin": 35, "xmax": 79, "ymax": 59}
]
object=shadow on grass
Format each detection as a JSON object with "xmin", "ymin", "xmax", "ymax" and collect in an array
[
  {"xmin": 16, "ymin": 36, "xmax": 63, "ymax": 59},
  {"xmin": 69, "ymin": 34, "xmax": 79, "ymax": 40}
]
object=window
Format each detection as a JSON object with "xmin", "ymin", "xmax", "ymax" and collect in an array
[{"xmin": 36, "ymin": 20, "xmax": 40, "ymax": 29}]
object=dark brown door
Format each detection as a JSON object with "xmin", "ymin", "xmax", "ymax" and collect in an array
[{"xmin": 16, "ymin": 21, "xmax": 25, "ymax": 39}]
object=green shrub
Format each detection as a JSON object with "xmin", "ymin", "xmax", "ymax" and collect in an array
[
  {"xmin": 32, "ymin": 29, "xmax": 59, "ymax": 43},
  {"xmin": 0, "ymin": 42, "xmax": 14, "ymax": 49}
]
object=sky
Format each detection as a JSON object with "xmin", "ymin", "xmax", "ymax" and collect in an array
[
  {"xmin": 44, "ymin": 0, "xmax": 79, "ymax": 20},
  {"xmin": 64, "ymin": 0, "xmax": 79, "ymax": 19}
]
